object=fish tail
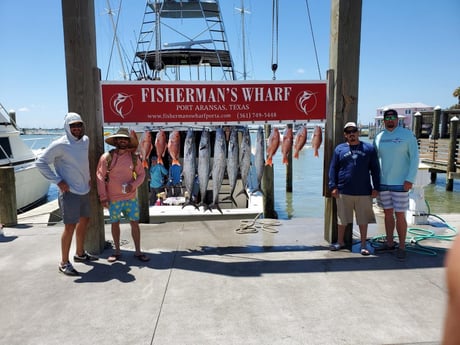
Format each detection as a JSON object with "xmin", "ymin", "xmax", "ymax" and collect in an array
[
  {"xmin": 172, "ymin": 159, "xmax": 181, "ymax": 166},
  {"xmin": 222, "ymin": 195, "xmax": 238, "ymax": 207},
  {"xmin": 293, "ymin": 151, "xmax": 299, "ymax": 159},
  {"xmin": 211, "ymin": 203, "xmax": 223, "ymax": 214},
  {"xmin": 314, "ymin": 149, "xmax": 319, "ymax": 157},
  {"xmin": 235, "ymin": 188, "xmax": 249, "ymax": 200},
  {"xmin": 265, "ymin": 157, "xmax": 273, "ymax": 166},
  {"xmin": 200, "ymin": 202, "xmax": 212, "ymax": 213},
  {"xmin": 142, "ymin": 160, "xmax": 149, "ymax": 169},
  {"xmin": 282, "ymin": 156, "xmax": 288, "ymax": 164}
]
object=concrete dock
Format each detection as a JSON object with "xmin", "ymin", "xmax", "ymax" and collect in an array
[{"xmin": 1, "ymin": 203, "xmax": 458, "ymax": 345}]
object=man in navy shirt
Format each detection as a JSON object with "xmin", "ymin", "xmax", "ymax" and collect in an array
[{"xmin": 328, "ymin": 122, "xmax": 380, "ymax": 255}]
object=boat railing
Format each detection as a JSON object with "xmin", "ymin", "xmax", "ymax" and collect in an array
[{"xmin": 0, "ymin": 102, "xmax": 19, "ymax": 130}]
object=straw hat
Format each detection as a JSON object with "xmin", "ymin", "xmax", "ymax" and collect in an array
[{"xmin": 105, "ymin": 128, "xmax": 139, "ymax": 149}]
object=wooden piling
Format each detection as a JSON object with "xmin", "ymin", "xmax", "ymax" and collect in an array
[
  {"xmin": 446, "ymin": 117, "xmax": 459, "ymax": 191},
  {"xmin": 325, "ymin": 0, "xmax": 362, "ymax": 247},
  {"xmin": 138, "ymin": 168, "xmax": 150, "ymax": 223},
  {"xmin": 431, "ymin": 106, "xmax": 441, "ymax": 139},
  {"xmin": 286, "ymin": 124, "xmax": 293, "ymax": 193},
  {"xmin": 0, "ymin": 167, "xmax": 17, "ymax": 226},
  {"xmin": 62, "ymin": 0, "xmax": 105, "ymax": 253},
  {"xmin": 413, "ymin": 112, "xmax": 422, "ymax": 139},
  {"xmin": 263, "ymin": 124, "xmax": 277, "ymax": 219}
]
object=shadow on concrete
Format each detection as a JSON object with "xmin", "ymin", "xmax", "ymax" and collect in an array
[
  {"xmin": 74, "ymin": 244, "xmax": 447, "ymax": 281},
  {"xmin": 0, "ymin": 234, "xmax": 18, "ymax": 243}
]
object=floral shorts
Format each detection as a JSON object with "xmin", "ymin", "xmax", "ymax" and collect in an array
[{"xmin": 108, "ymin": 198, "xmax": 140, "ymax": 223}]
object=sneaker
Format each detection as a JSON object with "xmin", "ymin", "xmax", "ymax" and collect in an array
[
  {"xmin": 74, "ymin": 251, "xmax": 99, "ymax": 262},
  {"xmin": 396, "ymin": 248, "xmax": 406, "ymax": 261},
  {"xmin": 59, "ymin": 262, "xmax": 79, "ymax": 276},
  {"xmin": 329, "ymin": 243, "xmax": 346, "ymax": 251}
]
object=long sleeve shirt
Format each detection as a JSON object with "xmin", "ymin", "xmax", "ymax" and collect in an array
[
  {"xmin": 35, "ymin": 116, "xmax": 90, "ymax": 195},
  {"xmin": 373, "ymin": 126, "xmax": 419, "ymax": 189},
  {"xmin": 328, "ymin": 141, "xmax": 380, "ymax": 195}
]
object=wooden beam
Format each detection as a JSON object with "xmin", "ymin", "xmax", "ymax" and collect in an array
[
  {"xmin": 61, "ymin": 0, "xmax": 105, "ymax": 253},
  {"xmin": 324, "ymin": 0, "xmax": 363, "ymax": 247}
]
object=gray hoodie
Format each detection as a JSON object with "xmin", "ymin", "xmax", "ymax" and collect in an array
[{"xmin": 35, "ymin": 112, "xmax": 90, "ymax": 195}]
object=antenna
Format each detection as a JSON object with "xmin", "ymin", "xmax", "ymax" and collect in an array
[
  {"xmin": 235, "ymin": 0, "xmax": 251, "ymax": 80},
  {"xmin": 105, "ymin": 0, "xmax": 128, "ymax": 80}
]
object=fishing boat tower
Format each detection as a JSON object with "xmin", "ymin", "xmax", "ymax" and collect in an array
[{"xmin": 130, "ymin": 0, "xmax": 235, "ymax": 81}]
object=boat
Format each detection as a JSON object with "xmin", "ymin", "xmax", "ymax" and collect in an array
[{"xmin": 0, "ymin": 103, "xmax": 51, "ymax": 212}]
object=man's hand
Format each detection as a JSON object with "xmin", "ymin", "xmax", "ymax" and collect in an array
[
  {"xmin": 403, "ymin": 181, "xmax": 413, "ymax": 191},
  {"xmin": 57, "ymin": 180, "xmax": 70, "ymax": 193}
]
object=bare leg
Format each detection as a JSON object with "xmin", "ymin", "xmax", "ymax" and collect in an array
[
  {"xmin": 395, "ymin": 211, "xmax": 407, "ymax": 250},
  {"xmin": 383, "ymin": 208, "xmax": 395, "ymax": 246},
  {"xmin": 75, "ymin": 216, "xmax": 90, "ymax": 256},
  {"xmin": 336, "ymin": 224, "xmax": 346, "ymax": 246},
  {"xmin": 443, "ymin": 236, "xmax": 460, "ymax": 344},
  {"xmin": 358, "ymin": 224, "xmax": 368, "ymax": 248},
  {"xmin": 130, "ymin": 221, "xmax": 142, "ymax": 255},
  {"xmin": 61, "ymin": 224, "xmax": 76, "ymax": 264},
  {"xmin": 111, "ymin": 222, "xmax": 121, "ymax": 255}
]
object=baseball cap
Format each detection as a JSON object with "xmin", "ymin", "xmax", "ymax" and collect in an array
[
  {"xmin": 344, "ymin": 122, "xmax": 357, "ymax": 130},
  {"xmin": 66, "ymin": 112, "xmax": 84, "ymax": 125},
  {"xmin": 383, "ymin": 109, "xmax": 398, "ymax": 118}
]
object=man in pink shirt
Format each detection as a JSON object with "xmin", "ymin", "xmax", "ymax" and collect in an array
[{"xmin": 96, "ymin": 128, "xmax": 149, "ymax": 262}]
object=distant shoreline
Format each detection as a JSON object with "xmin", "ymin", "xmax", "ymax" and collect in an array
[{"xmin": 21, "ymin": 129, "xmax": 64, "ymax": 135}]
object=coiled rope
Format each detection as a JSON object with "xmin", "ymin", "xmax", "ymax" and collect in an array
[{"xmin": 236, "ymin": 213, "xmax": 282, "ymax": 234}]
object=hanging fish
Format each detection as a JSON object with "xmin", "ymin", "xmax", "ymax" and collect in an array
[
  {"xmin": 254, "ymin": 126, "xmax": 265, "ymax": 193},
  {"xmin": 311, "ymin": 125, "xmax": 323, "ymax": 157},
  {"xmin": 281, "ymin": 126, "xmax": 293, "ymax": 164},
  {"xmin": 223, "ymin": 127, "xmax": 239, "ymax": 207},
  {"xmin": 265, "ymin": 127, "xmax": 280, "ymax": 166},
  {"xmin": 167, "ymin": 130, "xmax": 181, "ymax": 165},
  {"xmin": 182, "ymin": 129, "xmax": 198, "ymax": 209},
  {"xmin": 198, "ymin": 128, "xmax": 211, "ymax": 211},
  {"xmin": 210, "ymin": 127, "xmax": 227, "ymax": 214},
  {"xmin": 236, "ymin": 126, "xmax": 251, "ymax": 199},
  {"xmin": 139, "ymin": 130, "xmax": 153, "ymax": 168},
  {"xmin": 128, "ymin": 129, "xmax": 139, "ymax": 153},
  {"xmin": 293, "ymin": 125, "xmax": 307, "ymax": 159},
  {"xmin": 155, "ymin": 129, "xmax": 167, "ymax": 165}
]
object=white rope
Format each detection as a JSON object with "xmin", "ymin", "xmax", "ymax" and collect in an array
[{"xmin": 235, "ymin": 213, "xmax": 282, "ymax": 234}]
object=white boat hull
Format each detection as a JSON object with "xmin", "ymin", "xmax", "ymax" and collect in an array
[
  {"xmin": 1, "ymin": 104, "xmax": 51, "ymax": 212},
  {"xmin": 14, "ymin": 162, "xmax": 50, "ymax": 212}
]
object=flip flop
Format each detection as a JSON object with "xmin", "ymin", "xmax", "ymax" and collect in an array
[
  {"xmin": 108, "ymin": 254, "xmax": 121, "ymax": 263},
  {"xmin": 134, "ymin": 253, "xmax": 150, "ymax": 262}
]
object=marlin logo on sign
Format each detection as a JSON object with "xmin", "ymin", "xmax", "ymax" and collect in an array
[
  {"xmin": 296, "ymin": 90, "xmax": 318, "ymax": 116},
  {"xmin": 110, "ymin": 93, "xmax": 134, "ymax": 119}
]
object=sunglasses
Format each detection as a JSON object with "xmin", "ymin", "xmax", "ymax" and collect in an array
[
  {"xmin": 384, "ymin": 115, "xmax": 397, "ymax": 120},
  {"xmin": 69, "ymin": 122, "xmax": 83, "ymax": 128},
  {"xmin": 344, "ymin": 128, "xmax": 358, "ymax": 134}
]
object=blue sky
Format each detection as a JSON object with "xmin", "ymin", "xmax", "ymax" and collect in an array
[{"xmin": 0, "ymin": 0, "xmax": 458, "ymax": 128}]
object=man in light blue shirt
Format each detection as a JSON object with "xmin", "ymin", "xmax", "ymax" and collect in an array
[{"xmin": 374, "ymin": 109, "xmax": 419, "ymax": 260}]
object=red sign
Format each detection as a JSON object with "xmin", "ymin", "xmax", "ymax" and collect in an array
[{"xmin": 100, "ymin": 80, "xmax": 327, "ymax": 125}]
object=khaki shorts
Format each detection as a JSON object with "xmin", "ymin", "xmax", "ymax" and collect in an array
[{"xmin": 336, "ymin": 194, "xmax": 376, "ymax": 225}]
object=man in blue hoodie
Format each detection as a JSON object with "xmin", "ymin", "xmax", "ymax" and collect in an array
[
  {"xmin": 328, "ymin": 122, "xmax": 380, "ymax": 255},
  {"xmin": 36, "ymin": 112, "xmax": 97, "ymax": 276},
  {"xmin": 374, "ymin": 109, "xmax": 419, "ymax": 260}
]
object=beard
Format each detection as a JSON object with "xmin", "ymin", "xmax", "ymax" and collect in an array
[{"xmin": 116, "ymin": 141, "xmax": 129, "ymax": 150}]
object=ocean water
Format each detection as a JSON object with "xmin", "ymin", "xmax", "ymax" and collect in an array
[{"xmin": 23, "ymin": 133, "xmax": 460, "ymax": 219}]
